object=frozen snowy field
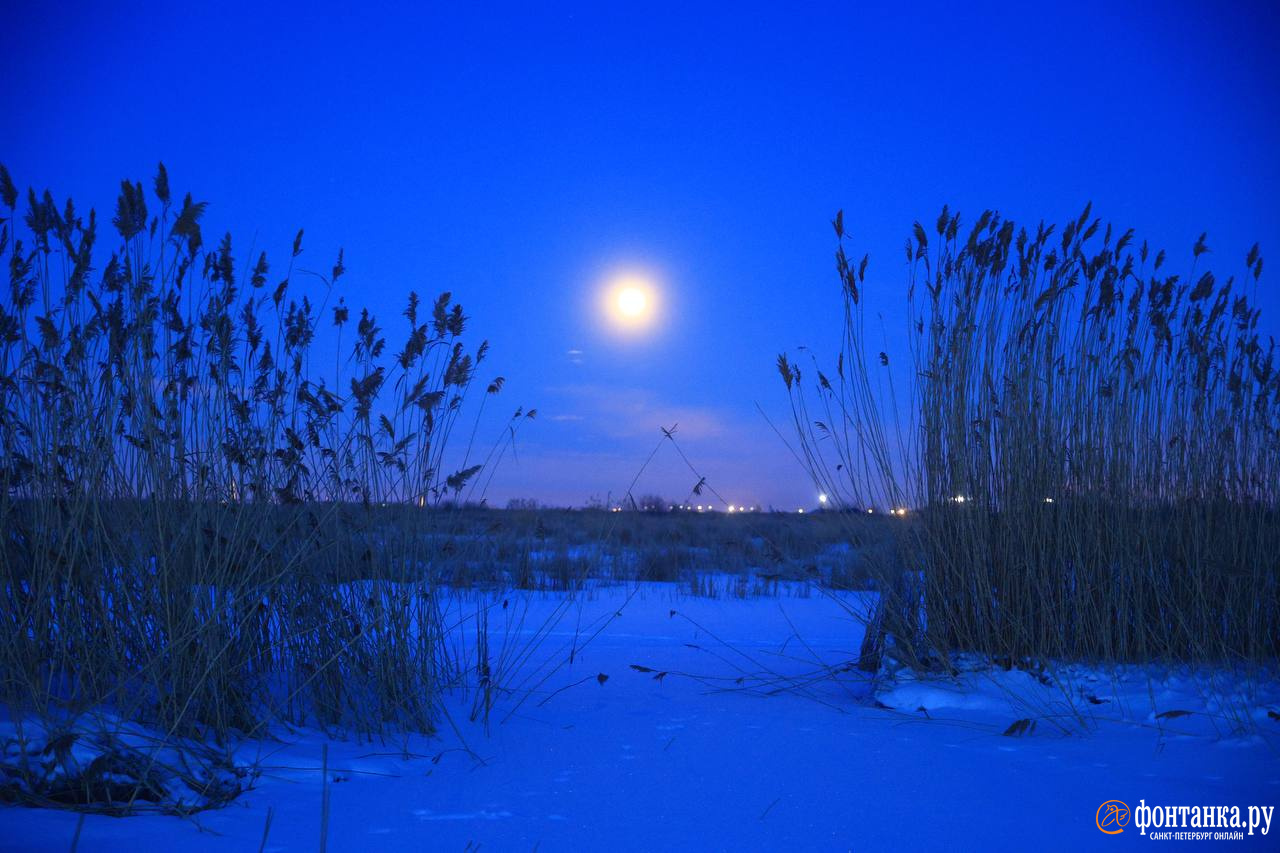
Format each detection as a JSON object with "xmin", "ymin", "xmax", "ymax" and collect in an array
[{"xmin": 3, "ymin": 580, "xmax": 1277, "ymax": 851}]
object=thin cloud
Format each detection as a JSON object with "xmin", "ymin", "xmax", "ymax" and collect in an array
[{"xmin": 546, "ymin": 384, "xmax": 728, "ymax": 440}]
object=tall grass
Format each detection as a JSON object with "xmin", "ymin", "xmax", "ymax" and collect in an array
[
  {"xmin": 0, "ymin": 164, "xmax": 526, "ymax": 809},
  {"xmin": 782, "ymin": 205, "xmax": 1280, "ymax": 665}
]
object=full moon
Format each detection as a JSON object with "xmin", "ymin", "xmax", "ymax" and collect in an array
[
  {"xmin": 602, "ymin": 274, "xmax": 659, "ymax": 332},
  {"xmin": 616, "ymin": 286, "xmax": 648, "ymax": 318}
]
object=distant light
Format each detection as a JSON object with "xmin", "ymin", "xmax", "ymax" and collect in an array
[
  {"xmin": 797, "ymin": 508, "xmax": 805, "ymax": 514},
  {"xmin": 1043, "ymin": 497, "xmax": 1055, "ymax": 504},
  {"xmin": 867, "ymin": 509, "xmax": 874, "ymax": 514},
  {"xmin": 818, "ymin": 493, "xmax": 828, "ymax": 505},
  {"xmin": 728, "ymin": 505, "xmax": 736, "ymax": 512},
  {"xmin": 952, "ymin": 495, "xmax": 967, "ymax": 504}
]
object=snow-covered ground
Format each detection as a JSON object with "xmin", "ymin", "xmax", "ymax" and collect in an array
[{"xmin": 3, "ymin": 581, "xmax": 1278, "ymax": 850}]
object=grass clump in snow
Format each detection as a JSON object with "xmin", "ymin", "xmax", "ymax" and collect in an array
[
  {"xmin": 0, "ymin": 163, "xmax": 525, "ymax": 810},
  {"xmin": 782, "ymin": 205, "xmax": 1279, "ymax": 668}
]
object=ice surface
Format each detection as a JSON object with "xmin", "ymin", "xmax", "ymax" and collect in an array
[{"xmin": 3, "ymin": 581, "xmax": 1277, "ymax": 850}]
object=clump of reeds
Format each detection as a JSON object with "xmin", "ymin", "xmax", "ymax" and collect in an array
[
  {"xmin": 782, "ymin": 205, "xmax": 1280, "ymax": 665},
  {"xmin": 0, "ymin": 164, "xmax": 523, "ymax": 808}
]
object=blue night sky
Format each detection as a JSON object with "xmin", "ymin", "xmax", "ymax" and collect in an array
[{"xmin": 6, "ymin": 1, "xmax": 1279, "ymax": 508}]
